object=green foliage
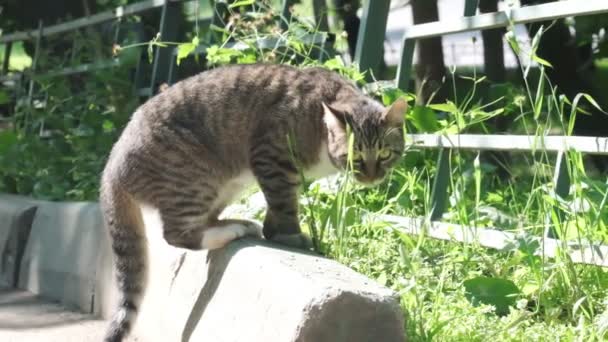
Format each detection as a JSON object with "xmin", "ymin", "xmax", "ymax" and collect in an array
[
  {"xmin": 0, "ymin": 47, "xmax": 137, "ymax": 200},
  {"xmin": 409, "ymin": 106, "xmax": 439, "ymax": 132},
  {"xmin": 463, "ymin": 276, "xmax": 521, "ymax": 316},
  {"xmin": 176, "ymin": 36, "xmax": 200, "ymax": 66}
]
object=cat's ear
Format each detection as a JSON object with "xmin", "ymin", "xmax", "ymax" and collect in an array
[
  {"xmin": 383, "ymin": 98, "xmax": 408, "ymax": 127},
  {"xmin": 322, "ymin": 102, "xmax": 347, "ymax": 131}
]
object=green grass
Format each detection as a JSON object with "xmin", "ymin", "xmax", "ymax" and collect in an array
[{"xmin": 0, "ymin": 42, "xmax": 32, "ymax": 71}]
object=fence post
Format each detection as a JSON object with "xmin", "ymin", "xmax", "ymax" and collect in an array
[
  {"xmin": 312, "ymin": 0, "xmax": 330, "ymax": 32},
  {"xmin": 132, "ymin": 23, "xmax": 148, "ymax": 96},
  {"xmin": 312, "ymin": 0, "xmax": 333, "ymax": 62},
  {"xmin": 464, "ymin": 0, "xmax": 479, "ymax": 16},
  {"xmin": 21, "ymin": 21, "xmax": 44, "ymax": 134},
  {"xmin": 429, "ymin": 149, "xmax": 451, "ymax": 221},
  {"xmin": 2, "ymin": 42, "xmax": 12, "ymax": 75},
  {"xmin": 413, "ymin": 1, "xmax": 479, "ymax": 222},
  {"xmin": 545, "ymin": 151, "xmax": 571, "ymax": 239},
  {"xmin": 206, "ymin": 1, "xmax": 229, "ymax": 44},
  {"xmin": 395, "ymin": 39, "xmax": 415, "ymax": 90},
  {"xmin": 150, "ymin": 0, "xmax": 181, "ymax": 95},
  {"xmin": 26, "ymin": 21, "xmax": 43, "ymax": 106},
  {"xmin": 354, "ymin": 0, "xmax": 390, "ymax": 81},
  {"xmin": 280, "ymin": 0, "xmax": 295, "ymax": 31}
]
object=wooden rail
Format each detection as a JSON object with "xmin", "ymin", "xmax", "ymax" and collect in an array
[
  {"xmin": 377, "ymin": 215, "xmax": 608, "ymax": 268},
  {"xmin": 407, "ymin": 134, "xmax": 608, "ymax": 155}
]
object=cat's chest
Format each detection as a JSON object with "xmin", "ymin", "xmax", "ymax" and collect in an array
[
  {"xmin": 304, "ymin": 143, "xmax": 338, "ymax": 180},
  {"xmin": 216, "ymin": 171, "xmax": 256, "ymax": 206},
  {"xmin": 215, "ymin": 144, "xmax": 337, "ymax": 207}
]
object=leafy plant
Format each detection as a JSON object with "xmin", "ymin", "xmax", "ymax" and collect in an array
[{"xmin": 464, "ymin": 276, "xmax": 521, "ymax": 316}]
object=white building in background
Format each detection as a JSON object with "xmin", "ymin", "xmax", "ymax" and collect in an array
[{"xmin": 382, "ymin": 0, "xmax": 531, "ymax": 68}]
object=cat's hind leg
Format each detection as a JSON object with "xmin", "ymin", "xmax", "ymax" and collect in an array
[
  {"xmin": 161, "ymin": 210, "xmax": 262, "ymax": 250},
  {"xmin": 200, "ymin": 219, "xmax": 262, "ymax": 250}
]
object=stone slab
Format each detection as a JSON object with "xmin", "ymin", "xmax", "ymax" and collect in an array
[
  {"xmin": 128, "ymin": 206, "xmax": 406, "ymax": 342},
  {"xmin": 0, "ymin": 193, "xmax": 39, "ymax": 288},
  {"xmin": 0, "ymin": 287, "xmax": 139, "ymax": 342},
  {"xmin": 18, "ymin": 201, "xmax": 106, "ymax": 313}
]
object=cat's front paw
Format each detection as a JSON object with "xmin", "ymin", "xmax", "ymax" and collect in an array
[
  {"xmin": 241, "ymin": 219, "xmax": 263, "ymax": 238},
  {"xmin": 270, "ymin": 233, "xmax": 313, "ymax": 250}
]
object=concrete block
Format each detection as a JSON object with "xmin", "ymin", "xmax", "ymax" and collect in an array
[
  {"xmin": 0, "ymin": 194, "xmax": 38, "ymax": 287},
  {"xmin": 18, "ymin": 201, "xmax": 106, "ymax": 313},
  {"xmin": 129, "ymin": 207, "xmax": 406, "ymax": 342}
]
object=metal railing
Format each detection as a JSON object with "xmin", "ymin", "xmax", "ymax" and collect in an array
[
  {"xmin": 355, "ymin": 0, "xmax": 608, "ymax": 267},
  {"xmin": 1, "ymin": 0, "xmax": 175, "ymax": 102},
  {"xmin": 0, "ymin": 0, "xmax": 330, "ymax": 97}
]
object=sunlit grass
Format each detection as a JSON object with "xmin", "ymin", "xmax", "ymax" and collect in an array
[{"xmin": 0, "ymin": 42, "xmax": 32, "ymax": 71}]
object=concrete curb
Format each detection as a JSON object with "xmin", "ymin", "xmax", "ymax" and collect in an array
[
  {"xmin": 0, "ymin": 195, "xmax": 407, "ymax": 341},
  {"xmin": 17, "ymin": 200, "xmax": 105, "ymax": 313},
  {"xmin": 133, "ymin": 206, "xmax": 406, "ymax": 342},
  {"xmin": 0, "ymin": 194, "xmax": 38, "ymax": 288}
]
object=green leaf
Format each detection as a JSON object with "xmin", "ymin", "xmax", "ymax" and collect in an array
[
  {"xmin": 533, "ymin": 66, "xmax": 545, "ymax": 120},
  {"xmin": 582, "ymin": 93, "xmax": 605, "ymax": 113},
  {"xmin": 474, "ymin": 153, "xmax": 481, "ymax": 207},
  {"xmin": 236, "ymin": 51, "xmax": 258, "ymax": 64},
  {"xmin": 381, "ymin": 88, "xmax": 407, "ymax": 107},
  {"xmin": 505, "ymin": 30, "xmax": 520, "ymax": 55},
  {"xmin": 0, "ymin": 131, "xmax": 18, "ymax": 154},
  {"xmin": 228, "ymin": 0, "xmax": 255, "ymax": 9},
  {"xmin": 102, "ymin": 120, "xmax": 115, "ymax": 133},
  {"xmin": 532, "ymin": 54, "xmax": 553, "ymax": 68},
  {"xmin": 410, "ymin": 106, "xmax": 439, "ymax": 133},
  {"xmin": 176, "ymin": 36, "xmax": 199, "ymax": 66},
  {"xmin": 206, "ymin": 45, "xmax": 243, "ymax": 66},
  {"xmin": 376, "ymin": 272, "xmax": 387, "ymax": 286},
  {"xmin": 0, "ymin": 90, "xmax": 10, "ymax": 105},
  {"xmin": 429, "ymin": 101, "xmax": 458, "ymax": 114},
  {"xmin": 209, "ymin": 24, "xmax": 231, "ymax": 35},
  {"xmin": 464, "ymin": 276, "xmax": 521, "ymax": 316},
  {"xmin": 323, "ymin": 56, "xmax": 345, "ymax": 70},
  {"xmin": 458, "ymin": 75, "xmax": 486, "ymax": 84},
  {"xmin": 521, "ymin": 282, "xmax": 539, "ymax": 296},
  {"xmin": 486, "ymin": 192, "xmax": 504, "ymax": 203},
  {"xmin": 176, "ymin": 43, "xmax": 195, "ymax": 66}
]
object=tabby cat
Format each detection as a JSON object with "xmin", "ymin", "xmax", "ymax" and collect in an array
[{"xmin": 100, "ymin": 63, "xmax": 407, "ymax": 342}]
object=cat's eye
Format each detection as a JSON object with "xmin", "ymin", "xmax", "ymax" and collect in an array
[
  {"xmin": 351, "ymin": 150, "xmax": 364, "ymax": 161},
  {"xmin": 378, "ymin": 149, "xmax": 392, "ymax": 160}
]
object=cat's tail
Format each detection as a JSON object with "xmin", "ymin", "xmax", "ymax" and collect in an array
[{"xmin": 100, "ymin": 177, "xmax": 147, "ymax": 342}]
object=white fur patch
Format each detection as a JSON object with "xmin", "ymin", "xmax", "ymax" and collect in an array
[
  {"xmin": 201, "ymin": 222, "xmax": 261, "ymax": 250},
  {"xmin": 304, "ymin": 143, "xmax": 338, "ymax": 180},
  {"xmin": 211, "ymin": 171, "xmax": 256, "ymax": 214}
]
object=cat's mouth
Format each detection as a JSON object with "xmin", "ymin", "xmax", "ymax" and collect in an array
[{"xmin": 353, "ymin": 173, "xmax": 387, "ymax": 187}]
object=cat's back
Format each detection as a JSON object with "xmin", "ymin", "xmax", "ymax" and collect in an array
[
  {"xmin": 106, "ymin": 64, "xmax": 358, "ymax": 177},
  {"xmin": 152, "ymin": 63, "xmax": 354, "ymax": 107},
  {"xmin": 128, "ymin": 64, "xmax": 355, "ymax": 136}
]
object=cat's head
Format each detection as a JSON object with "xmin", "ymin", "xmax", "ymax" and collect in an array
[{"xmin": 323, "ymin": 97, "xmax": 407, "ymax": 186}]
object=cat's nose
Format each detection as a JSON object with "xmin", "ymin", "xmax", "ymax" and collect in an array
[{"xmin": 364, "ymin": 161, "xmax": 376, "ymax": 178}]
